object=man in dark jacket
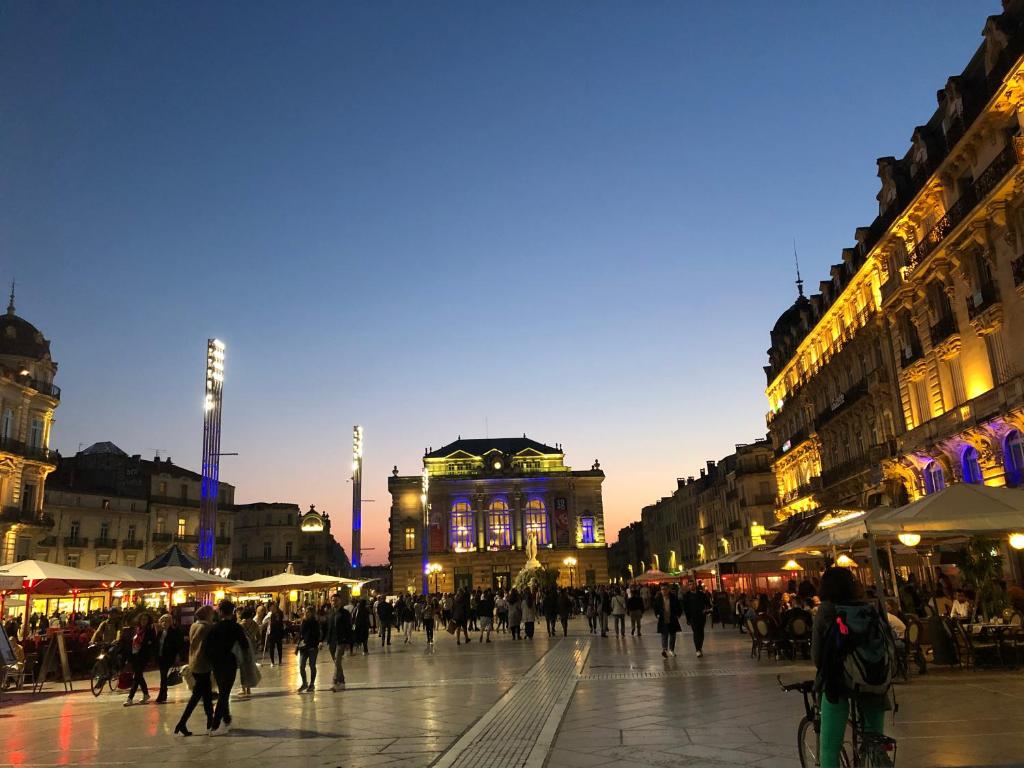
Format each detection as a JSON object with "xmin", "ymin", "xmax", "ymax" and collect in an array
[
  {"xmin": 683, "ymin": 582, "xmax": 712, "ymax": 657},
  {"xmin": 206, "ymin": 600, "xmax": 249, "ymax": 735},
  {"xmin": 326, "ymin": 592, "xmax": 352, "ymax": 690},
  {"xmin": 599, "ymin": 586, "xmax": 612, "ymax": 637},
  {"xmin": 377, "ymin": 598, "xmax": 394, "ymax": 647},
  {"xmin": 652, "ymin": 583, "xmax": 683, "ymax": 657}
]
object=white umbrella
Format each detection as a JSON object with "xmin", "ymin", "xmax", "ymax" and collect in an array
[
  {"xmin": 227, "ymin": 572, "xmax": 350, "ymax": 593},
  {"xmin": 868, "ymin": 483, "xmax": 1024, "ymax": 536},
  {"xmin": 148, "ymin": 566, "xmax": 235, "ymax": 587},
  {"xmin": 0, "ymin": 560, "xmax": 107, "ymax": 639},
  {"xmin": 93, "ymin": 563, "xmax": 168, "ymax": 588}
]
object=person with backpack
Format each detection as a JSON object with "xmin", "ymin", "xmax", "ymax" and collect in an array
[{"xmin": 812, "ymin": 567, "xmax": 893, "ymax": 768}]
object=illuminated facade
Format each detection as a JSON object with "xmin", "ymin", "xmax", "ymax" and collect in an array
[
  {"xmin": 641, "ymin": 441, "xmax": 776, "ymax": 573},
  {"xmin": 232, "ymin": 502, "xmax": 350, "ymax": 580},
  {"xmin": 41, "ymin": 444, "xmax": 235, "ymax": 569},
  {"xmin": 388, "ymin": 437, "xmax": 608, "ymax": 593},
  {"xmin": 766, "ymin": 5, "xmax": 1024, "ymax": 512},
  {"xmin": 0, "ymin": 294, "xmax": 60, "ymax": 565}
]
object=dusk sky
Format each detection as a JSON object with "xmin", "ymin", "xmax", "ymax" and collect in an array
[{"xmin": 2, "ymin": 2, "xmax": 989, "ymax": 564}]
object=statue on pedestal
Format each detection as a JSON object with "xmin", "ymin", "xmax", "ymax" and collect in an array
[{"xmin": 524, "ymin": 532, "xmax": 541, "ymax": 570}]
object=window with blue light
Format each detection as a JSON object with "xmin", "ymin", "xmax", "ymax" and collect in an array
[
  {"xmin": 525, "ymin": 498, "xmax": 549, "ymax": 546},
  {"xmin": 1004, "ymin": 430, "xmax": 1024, "ymax": 488},
  {"xmin": 487, "ymin": 499, "xmax": 511, "ymax": 549},
  {"xmin": 581, "ymin": 516, "xmax": 595, "ymax": 544},
  {"xmin": 923, "ymin": 461, "xmax": 946, "ymax": 494},
  {"xmin": 450, "ymin": 501, "xmax": 475, "ymax": 551},
  {"xmin": 961, "ymin": 446, "xmax": 983, "ymax": 484}
]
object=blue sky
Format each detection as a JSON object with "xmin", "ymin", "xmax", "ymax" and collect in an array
[{"xmin": 1, "ymin": 2, "xmax": 992, "ymax": 562}]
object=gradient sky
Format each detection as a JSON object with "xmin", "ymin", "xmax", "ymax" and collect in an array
[{"xmin": 1, "ymin": 2, "xmax": 991, "ymax": 564}]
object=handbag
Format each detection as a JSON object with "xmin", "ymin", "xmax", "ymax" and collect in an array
[
  {"xmin": 180, "ymin": 664, "xmax": 195, "ymax": 691},
  {"xmin": 117, "ymin": 670, "xmax": 133, "ymax": 690},
  {"xmin": 166, "ymin": 666, "xmax": 183, "ymax": 687},
  {"xmin": 446, "ymin": 621, "xmax": 457, "ymax": 635}
]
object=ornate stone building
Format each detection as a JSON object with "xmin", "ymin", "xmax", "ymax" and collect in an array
[
  {"xmin": 767, "ymin": 3, "xmax": 1024, "ymax": 513},
  {"xmin": 641, "ymin": 441, "xmax": 776, "ymax": 573},
  {"xmin": 232, "ymin": 502, "xmax": 350, "ymax": 581},
  {"xmin": 0, "ymin": 295, "xmax": 60, "ymax": 565},
  {"xmin": 42, "ymin": 443, "xmax": 235, "ymax": 569},
  {"xmin": 388, "ymin": 437, "xmax": 608, "ymax": 593}
]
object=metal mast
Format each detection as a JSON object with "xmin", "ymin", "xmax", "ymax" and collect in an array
[
  {"xmin": 199, "ymin": 339, "xmax": 225, "ymax": 569},
  {"xmin": 351, "ymin": 425, "xmax": 363, "ymax": 571}
]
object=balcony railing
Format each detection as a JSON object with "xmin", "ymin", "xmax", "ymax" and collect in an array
[
  {"xmin": 122, "ymin": 539, "xmax": 144, "ymax": 550},
  {"xmin": 775, "ymin": 427, "xmax": 809, "ymax": 457},
  {"xmin": 63, "ymin": 536, "xmax": 88, "ymax": 548},
  {"xmin": 94, "ymin": 537, "xmax": 117, "ymax": 549},
  {"xmin": 820, "ymin": 454, "xmax": 873, "ymax": 489},
  {"xmin": 814, "ymin": 381, "xmax": 868, "ymax": 431},
  {"xmin": 906, "ymin": 140, "xmax": 1019, "ymax": 277},
  {"xmin": 27, "ymin": 378, "xmax": 61, "ymax": 400},
  {"xmin": 0, "ymin": 437, "xmax": 57, "ymax": 464},
  {"xmin": 39, "ymin": 535, "xmax": 57, "ymax": 547},
  {"xmin": 0, "ymin": 506, "xmax": 52, "ymax": 526},
  {"xmin": 967, "ymin": 281, "xmax": 1000, "ymax": 320},
  {"xmin": 152, "ymin": 532, "xmax": 173, "ymax": 543},
  {"xmin": 929, "ymin": 314, "xmax": 959, "ymax": 347},
  {"xmin": 150, "ymin": 495, "xmax": 200, "ymax": 508}
]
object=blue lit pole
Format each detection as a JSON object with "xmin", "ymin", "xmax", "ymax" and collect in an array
[
  {"xmin": 351, "ymin": 425, "xmax": 363, "ymax": 572},
  {"xmin": 199, "ymin": 339, "xmax": 225, "ymax": 570},
  {"xmin": 421, "ymin": 466, "xmax": 429, "ymax": 595}
]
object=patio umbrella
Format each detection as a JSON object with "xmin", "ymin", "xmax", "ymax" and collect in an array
[
  {"xmin": 634, "ymin": 569, "xmax": 671, "ymax": 583},
  {"xmin": 868, "ymin": 484, "xmax": 1024, "ymax": 537},
  {"xmin": 227, "ymin": 572, "xmax": 353, "ymax": 593},
  {"xmin": 0, "ymin": 560, "xmax": 106, "ymax": 639}
]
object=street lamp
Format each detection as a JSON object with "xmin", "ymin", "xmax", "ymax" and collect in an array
[
  {"xmin": 563, "ymin": 556, "xmax": 577, "ymax": 587},
  {"xmin": 425, "ymin": 562, "xmax": 443, "ymax": 593}
]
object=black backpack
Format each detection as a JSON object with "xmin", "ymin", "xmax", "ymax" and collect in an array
[{"xmin": 822, "ymin": 602, "xmax": 895, "ymax": 699}]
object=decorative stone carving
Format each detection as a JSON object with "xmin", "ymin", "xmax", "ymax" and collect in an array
[
  {"xmin": 969, "ymin": 302, "xmax": 1004, "ymax": 336},
  {"xmin": 932, "ymin": 335, "xmax": 962, "ymax": 361}
]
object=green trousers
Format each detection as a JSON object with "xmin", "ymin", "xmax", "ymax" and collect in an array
[{"xmin": 819, "ymin": 695, "xmax": 885, "ymax": 767}]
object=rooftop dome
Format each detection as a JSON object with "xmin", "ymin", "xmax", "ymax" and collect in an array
[
  {"xmin": 0, "ymin": 292, "xmax": 51, "ymax": 361},
  {"xmin": 770, "ymin": 294, "xmax": 810, "ymax": 339}
]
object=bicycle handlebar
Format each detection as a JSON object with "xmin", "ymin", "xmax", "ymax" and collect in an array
[{"xmin": 777, "ymin": 675, "xmax": 814, "ymax": 693}]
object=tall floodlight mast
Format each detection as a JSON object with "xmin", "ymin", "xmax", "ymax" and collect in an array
[
  {"xmin": 199, "ymin": 339, "xmax": 225, "ymax": 569},
  {"xmin": 351, "ymin": 425, "xmax": 363, "ymax": 571}
]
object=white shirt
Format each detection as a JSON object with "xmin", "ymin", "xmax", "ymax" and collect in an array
[{"xmin": 950, "ymin": 599, "xmax": 971, "ymax": 619}]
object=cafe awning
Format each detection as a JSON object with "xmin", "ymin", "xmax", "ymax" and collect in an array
[
  {"xmin": 868, "ymin": 483, "xmax": 1024, "ymax": 536},
  {"xmin": 227, "ymin": 572, "xmax": 356, "ymax": 593},
  {"xmin": 93, "ymin": 563, "xmax": 168, "ymax": 588},
  {"xmin": 147, "ymin": 566, "xmax": 235, "ymax": 587},
  {"xmin": 0, "ymin": 559, "xmax": 106, "ymax": 594}
]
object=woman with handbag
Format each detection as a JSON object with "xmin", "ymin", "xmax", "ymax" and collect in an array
[
  {"xmin": 154, "ymin": 614, "xmax": 184, "ymax": 704},
  {"xmin": 124, "ymin": 613, "xmax": 156, "ymax": 706},
  {"xmin": 174, "ymin": 605, "xmax": 214, "ymax": 736}
]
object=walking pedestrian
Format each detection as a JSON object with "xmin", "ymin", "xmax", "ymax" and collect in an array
[
  {"xmin": 599, "ymin": 586, "xmax": 612, "ymax": 637},
  {"xmin": 326, "ymin": 592, "xmax": 352, "ymax": 690},
  {"xmin": 542, "ymin": 588, "xmax": 558, "ymax": 637},
  {"xmin": 453, "ymin": 589, "xmax": 471, "ymax": 646},
  {"xmin": 611, "ymin": 587, "xmax": 627, "ymax": 637},
  {"xmin": 123, "ymin": 612, "xmax": 156, "ymax": 706},
  {"xmin": 154, "ymin": 613, "xmax": 183, "ymax": 704},
  {"xmin": 174, "ymin": 606, "xmax": 214, "ymax": 736},
  {"xmin": 653, "ymin": 583, "xmax": 682, "ymax": 657},
  {"xmin": 296, "ymin": 606, "xmax": 321, "ymax": 692},
  {"xmin": 266, "ymin": 606, "xmax": 285, "ymax": 666},
  {"xmin": 352, "ymin": 598, "xmax": 371, "ymax": 654},
  {"xmin": 495, "ymin": 591, "xmax": 509, "ymax": 633},
  {"xmin": 557, "ymin": 588, "xmax": 573, "ymax": 637},
  {"xmin": 206, "ymin": 599, "xmax": 250, "ymax": 735},
  {"xmin": 627, "ymin": 587, "xmax": 644, "ymax": 636},
  {"xmin": 477, "ymin": 589, "xmax": 495, "ymax": 643},
  {"xmin": 683, "ymin": 582, "xmax": 712, "ymax": 657},
  {"xmin": 585, "ymin": 590, "xmax": 598, "ymax": 634},
  {"xmin": 377, "ymin": 598, "xmax": 394, "ymax": 647},
  {"xmin": 522, "ymin": 590, "xmax": 536, "ymax": 640},
  {"xmin": 422, "ymin": 594, "xmax": 437, "ymax": 646},
  {"xmin": 508, "ymin": 589, "xmax": 522, "ymax": 640}
]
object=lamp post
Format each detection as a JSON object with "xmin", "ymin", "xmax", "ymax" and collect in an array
[
  {"xmin": 426, "ymin": 562, "xmax": 443, "ymax": 594},
  {"xmin": 563, "ymin": 556, "xmax": 577, "ymax": 588},
  {"xmin": 351, "ymin": 426, "xmax": 363, "ymax": 572}
]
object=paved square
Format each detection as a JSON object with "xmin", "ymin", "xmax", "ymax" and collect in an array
[{"xmin": 1, "ymin": 622, "xmax": 1021, "ymax": 767}]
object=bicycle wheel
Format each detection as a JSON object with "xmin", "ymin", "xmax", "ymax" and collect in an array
[
  {"xmin": 797, "ymin": 717, "xmax": 819, "ymax": 768},
  {"xmin": 90, "ymin": 662, "xmax": 106, "ymax": 697}
]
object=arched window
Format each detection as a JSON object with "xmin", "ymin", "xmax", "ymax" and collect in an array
[
  {"xmin": 1005, "ymin": 430, "xmax": 1024, "ymax": 488},
  {"xmin": 487, "ymin": 499, "xmax": 511, "ymax": 550},
  {"xmin": 449, "ymin": 501, "xmax": 475, "ymax": 552},
  {"xmin": 524, "ymin": 498, "xmax": 549, "ymax": 546},
  {"xmin": 961, "ymin": 446, "xmax": 983, "ymax": 485},
  {"xmin": 923, "ymin": 461, "xmax": 946, "ymax": 495}
]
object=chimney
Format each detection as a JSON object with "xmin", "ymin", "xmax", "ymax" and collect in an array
[
  {"xmin": 707, "ymin": 460, "xmax": 715, "ymax": 475},
  {"xmin": 700, "ymin": 468, "xmax": 706, "ymax": 478}
]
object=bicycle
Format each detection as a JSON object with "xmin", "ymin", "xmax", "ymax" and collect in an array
[
  {"xmin": 89, "ymin": 642, "xmax": 124, "ymax": 697},
  {"xmin": 779, "ymin": 676, "xmax": 897, "ymax": 767}
]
